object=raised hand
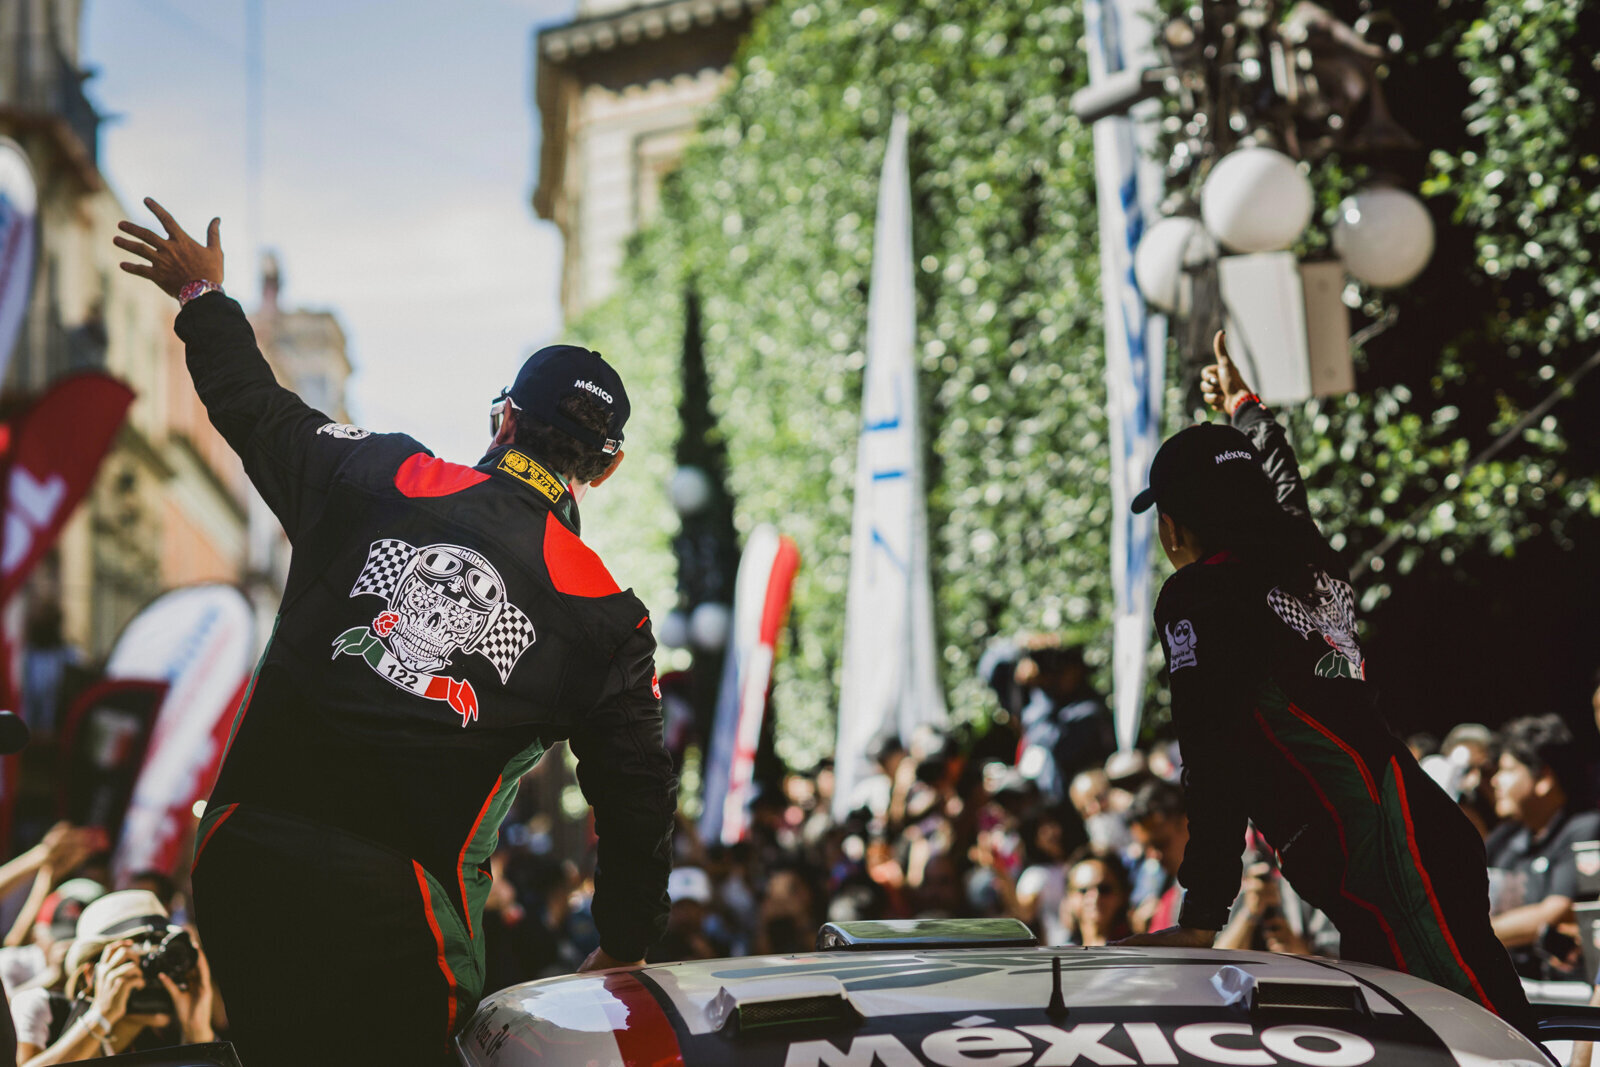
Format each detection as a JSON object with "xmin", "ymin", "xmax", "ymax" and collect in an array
[
  {"xmin": 1199, "ymin": 330, "xmax": 1254, "ymax": 414},
  {"xmin": 159, "ymin": 943, "xmax": 216, "ymax": 1043},
  {"xmin": 91, "ymin": 940, "xmax": 146, "ymax": 1026},
  {"xmin": 114, "ymin": 198, "xmax": 224, "ymax": 300}
]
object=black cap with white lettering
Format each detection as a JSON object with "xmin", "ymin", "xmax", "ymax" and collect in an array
[
  {"xmin": 1131, "ymin": 422, "xmax": 1273, "ymax": 517},
  {"xmin": 507, "ymin": 345, "xmax": 630, "ymax": 454}
]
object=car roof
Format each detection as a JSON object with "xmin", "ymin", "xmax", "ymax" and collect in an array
[{"xmin": 458, "ymin": 946, "xmax": 1550, "ymax": 1066}]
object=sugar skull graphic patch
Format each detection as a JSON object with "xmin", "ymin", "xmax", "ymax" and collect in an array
[
  {"xmin": 1164, "ymin": 619, "xmax": 1198, "ymax": 671},
  {"xmin": 332, "ymin": 539, "xmax": 537, "ymax": 726},
  {"xmin": 1267, "ymin": 570, "xmax": 1364, "ymax": 680}
]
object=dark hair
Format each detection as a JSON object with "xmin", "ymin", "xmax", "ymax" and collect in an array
[
  {"xmin": 1163, "ymin": 494, "xmax": 1342, "ymax": 597},
  {"xmin": 129, "ymin": 870, "xmax": 177, "ymax": 909},
  {"xmin": 511, "ymin": 393, "xmax": 615, "ymax": 483},
  {"xmin": 1127, "ymin": 778, "xmax": 1186, "ymax": 824},
  {"xmin": 1500, "ymin": 713, "xmax": 1584, "ymax": 797},
  {"xmin": 1063, "ymin": 845, "xmax": 1133, "ymax": 900}
]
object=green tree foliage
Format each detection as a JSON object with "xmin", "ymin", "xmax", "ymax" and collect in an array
[
  {"xmin": 1271, "ymin": 0, "xmax": 1600, "ymax": 605},
  {"xmin": 579, "ymin": 0, "xmax": 1112, "ymax": 763},
  {"xmin": 573, "ymin": 0, "xmax": 1600, "ymax": 761}
]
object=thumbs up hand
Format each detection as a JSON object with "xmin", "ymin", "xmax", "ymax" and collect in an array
[{"xmin": 1200, "ymin": 330, "xmax": 1255, "ymax": 414}]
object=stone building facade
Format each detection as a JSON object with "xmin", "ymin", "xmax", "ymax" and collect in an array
[{"xmin": 533, "ymin": 0, "xmax": 768, "ymax": 318}]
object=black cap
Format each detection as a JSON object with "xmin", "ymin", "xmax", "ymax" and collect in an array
[
  {"xmin": 507, "ymin": 345, "xmax": 629, "ymax": 453},
  {"xmin": 1131, "ymin": 422, "xmax": 1272, "ymax": 517}
]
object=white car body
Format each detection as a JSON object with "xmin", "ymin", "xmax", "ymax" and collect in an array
[{"xmin": 457, "ymin": 937, "xmax": 1561, "ymax": 1067}]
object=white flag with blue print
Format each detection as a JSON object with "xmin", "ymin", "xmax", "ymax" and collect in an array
[
  {"xmin": 1084, "ymin": 0, "xmax": 1167, "ymax": 752},
  {"xmin": 834, "ymin": 112, "xmax": 948, "ymax": 819}
]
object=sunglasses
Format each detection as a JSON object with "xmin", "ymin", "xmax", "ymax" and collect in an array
[
  {"xmin": 490, "ymin": 387, "xmax": 623, "ymax": 455},
  {"xmin": 489, "ymin": 389, "xmax": 521, "ymax": 437}
]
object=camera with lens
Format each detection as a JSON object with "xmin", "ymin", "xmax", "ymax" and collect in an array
[{"xmin": 126, "ymin": 927, "xmax": 199, "ymax": 1015}]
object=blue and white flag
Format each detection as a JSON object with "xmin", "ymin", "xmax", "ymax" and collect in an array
[
  {"xmin": 1083, "ymin": 0, "xmax": 1166, "ymax": 752},
  {"xmin": 0, "ymin": 138, "xmax": 38, "ymax": 387},
  {"xmin": 834, "ymin": 112, "xmax": 947, "ymax": 819}
]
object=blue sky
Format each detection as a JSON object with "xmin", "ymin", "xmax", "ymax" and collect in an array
[{"xmin": 84, "ymin": 0, "xmax": 579, "ymax": 464}]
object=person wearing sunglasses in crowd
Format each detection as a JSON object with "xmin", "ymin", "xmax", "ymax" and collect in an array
[{"xmin": 114, "ymin": 200, "xmax": 675, "ymax": 1066}]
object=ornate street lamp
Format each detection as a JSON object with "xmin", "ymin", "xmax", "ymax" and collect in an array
[{"xmin": 1075, "ymin": 1, "xmax": 1430, "ymax": 399}]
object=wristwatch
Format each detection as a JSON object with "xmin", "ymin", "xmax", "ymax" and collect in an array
[{"xmin": 178, "ymin": 279, "xmax": 224, "ymax": 306}]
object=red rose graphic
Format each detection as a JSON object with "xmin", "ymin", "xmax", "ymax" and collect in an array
[{"xmin": 374, "ymin": 611, "xmax": 400, "ymax": 637}]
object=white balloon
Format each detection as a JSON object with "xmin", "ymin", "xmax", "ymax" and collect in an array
[
  {"xmin": 657, "ymin": 610, "xmax": 691, "ymax": 650},
  {"xmin": 689, "ymin": 602, "xmax": 732, "ymax": 651},
  {"xmin": 668, "ymin": 466, "xmax": 713, "ymax": 516},
  {"xmin": 1134, "ymin": 215, "xmax": 1217, "ymax": 315},
  {"xmin": 1333, "ymin": 184, "xmax": 1435, "ymax": 288},
  {"xmin": 1201, "ymin": 147, "xmax": 1314, "ymax": 253}
]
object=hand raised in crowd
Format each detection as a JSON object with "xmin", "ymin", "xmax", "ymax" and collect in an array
[
  {"xmin": 42, "ymin": 822, "xmax": 105, "ymax": 876},
  {"xmin": 90, "ymin": 940, "xmax": 147, "ymax": 1029},
  {"xmin": 158, "ymin": 944, "xmax": 217, "ymax": 1044},
  {"xmin": 1237, "ymin": 862, "xmax": 1279, "ymax": 921},
  {"xmin": 1199, "ymin": 330, "xmax": 1254, "ymax": 414},
  {"xmin": 114, "ymin": 198, "xmax": 225, "ymax": 299}
]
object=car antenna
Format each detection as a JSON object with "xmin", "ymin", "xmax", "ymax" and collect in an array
[{"xmin": 1046, "ymin": 955, "xmax": 1068, "ymax": 1020}]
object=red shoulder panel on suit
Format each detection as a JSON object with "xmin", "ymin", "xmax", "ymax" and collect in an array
[
  {"xmin": 394, "ymin": 453, "xmax": 489, "ymax": 498},
  {"xmin": 544, "ymin": 511, "xmax": 620, "ymax": 597}
]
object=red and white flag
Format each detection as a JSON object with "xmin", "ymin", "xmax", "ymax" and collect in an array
[
  {"xmin": 104, "ymin": 584, "xmax": 255, "ymax": 879},
  {"xmin": 1, "ymin": 373, "xmax": 135, "ymax": 604},
  {"xmin": 701, "ymin": 525, "xmax": 800, "ymax": 845}
]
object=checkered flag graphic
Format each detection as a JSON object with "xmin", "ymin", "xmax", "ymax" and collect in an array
[
  {"xmin": 1267, "ymin": 587, "xmax": 1319, "ymax": 639},
  {"xmin": 1267, "ymin": 573, "xmax": 1361, "ymax": 656},
  {"xmin": 477, "ymin": 604, "xmax": 536, "ymax": 683},
  {"xmin": 351, "ymin": 539, "xmax": 416, "ymax": 600}
]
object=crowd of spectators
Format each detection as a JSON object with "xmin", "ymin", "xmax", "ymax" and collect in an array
[
  {"xmin": 4, "ymin": 647, "xmax": 1599, "ymax": 1062},
  {"xmin": 464, "ymin": 646, "xmax": 1600, "ymax": 1008}
]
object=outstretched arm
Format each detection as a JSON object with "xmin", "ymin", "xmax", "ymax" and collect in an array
[
  {"xmin": 1201, "ymin": 331, "xmax": 1312, "ymax": 520},
  {"xmin": 115, "ymin": 199, "xmax": 413, "ymax": 540}
]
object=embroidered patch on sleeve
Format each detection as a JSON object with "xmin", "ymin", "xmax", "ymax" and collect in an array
[
  {"xmin": 316, "ymin": 422, "xmax": 371, "ymax": 440},
  {"xmin": 1164, "ymin": 619, "xmax": 1198, "ymax": 671}
]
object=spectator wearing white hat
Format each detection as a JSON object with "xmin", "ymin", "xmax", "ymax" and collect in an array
[
  {"xmin": 12, "ymin": 890, "xmax": 214, "ymax": 1063},
  {"xmin": 0, "ymin": 879, "xmax": 104, "ymax": 1000}
]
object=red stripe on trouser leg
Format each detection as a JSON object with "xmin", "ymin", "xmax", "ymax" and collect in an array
[
  {"xmin": 1286, "ymin": 702, "xmax": 1380, "ymax": 804},
  {"xmin": 1253, "ymin": 711, "xmax": 1409, "ymax": 971},
  {"xmin": 412, "ymin": 861, "xmax": 459, "ymax": 1039},
  {"xmin": 602, "ymin": 972, "xmax": 685, "ymax": 1067},
  {"xmin": 1389, "ymin": 756, "xmax": 1497, "ymax": 1012}
]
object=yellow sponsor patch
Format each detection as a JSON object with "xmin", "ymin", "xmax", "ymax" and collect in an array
[{"xmin": 497, "ymin": 450, "xmax": 565, "ymax": 503}]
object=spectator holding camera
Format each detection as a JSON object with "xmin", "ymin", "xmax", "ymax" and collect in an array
[{"xmin": 11, "ymin": 890, "xmax": 213, "ymax": 1064}]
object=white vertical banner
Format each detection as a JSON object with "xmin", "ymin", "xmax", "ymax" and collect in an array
[
  {"xmin": 0, "ymin": 137, "xmax": 39, "ymax": 386},
  {"xmin": 834, "ymin": 112, "xmax": 948, "ymax": 820},
  {"xmin": 1083, "ymin": 0, "xmax": 1167, "ymax": 752}
]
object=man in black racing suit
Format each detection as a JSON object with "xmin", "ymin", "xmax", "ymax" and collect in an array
[
  {"xmin": 115, "ymin": 200, "xmax": 675, "ymax": 1065},
  {"xmin": 1119, "ymin": 332, "xmax": 1531, "ymax": 1033}
]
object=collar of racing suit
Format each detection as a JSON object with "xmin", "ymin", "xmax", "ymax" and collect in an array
[{"xmin": 478, "ymin": 443, "xmax": 583, "ymax": 536}]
